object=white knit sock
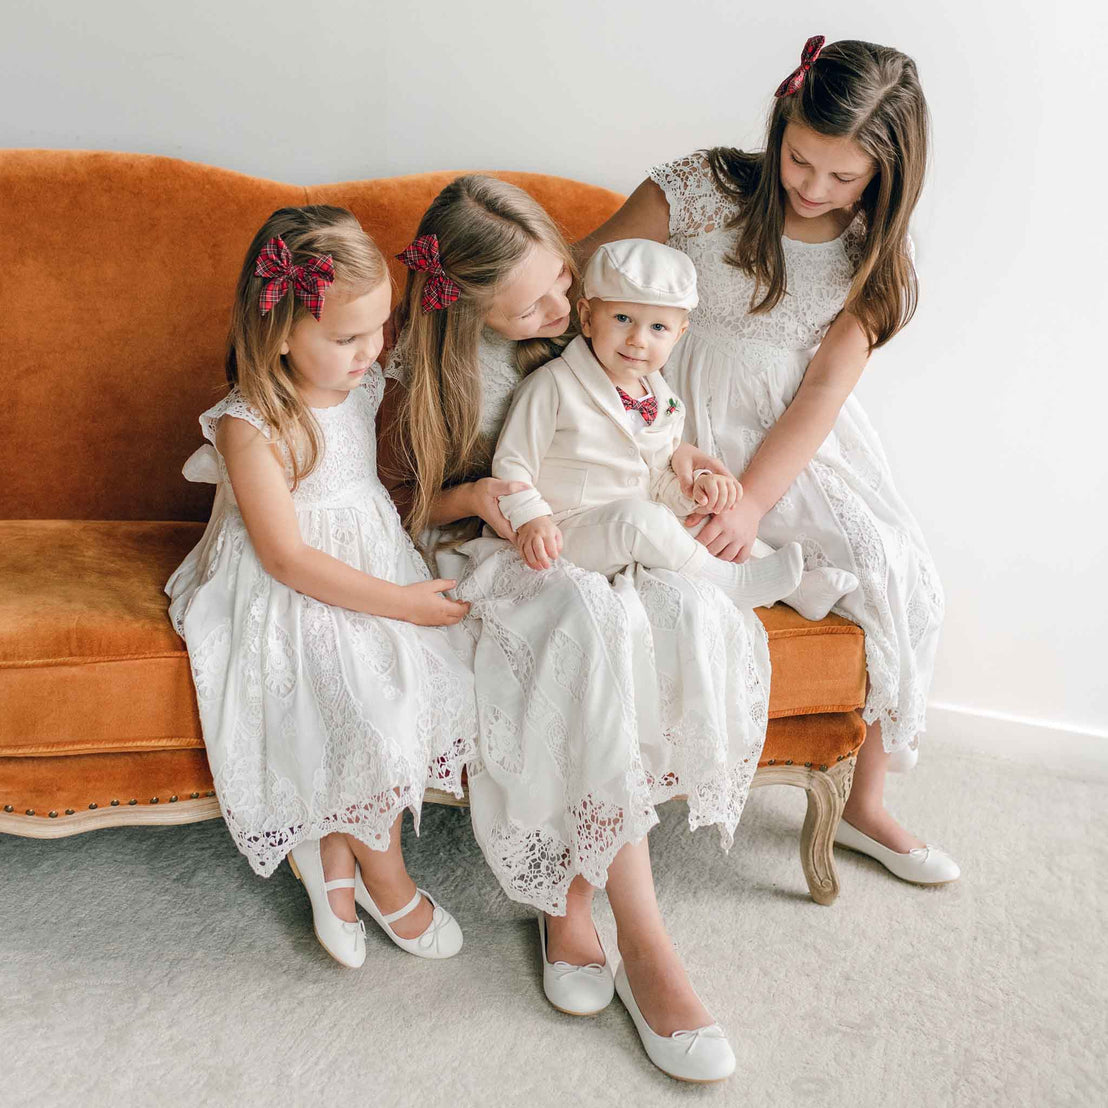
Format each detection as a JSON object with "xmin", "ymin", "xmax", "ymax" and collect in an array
[
  {"xmin": 691, "ymin": 542, "xmax": 804, "ymax": 608},
  {"xmin": 783, "ymin": 566, "xmax": 859, "ymax": 621}
]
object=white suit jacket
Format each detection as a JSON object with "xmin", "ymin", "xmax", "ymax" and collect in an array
[{"xmin": 493, "ymin": 335, "xmax": 698, "ymax": 529}]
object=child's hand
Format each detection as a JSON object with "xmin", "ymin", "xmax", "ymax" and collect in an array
[
  {"xmin": 399, "ymin": 579, "xmax": 471, "ymax": 626},
  {"xmin": 685, "ymin": 497, "xmax": 765, "ymax": 563},
  {"xmin": 672, "ymin": 442, "xmax": 733, "ymax": 498},
  {"xmin": 692, "ymin": 472, "xmax": 743, "ymax": 515},
  {"xmin": 516, "ymin": 516, "xmax": 563, "ymax": 570}
]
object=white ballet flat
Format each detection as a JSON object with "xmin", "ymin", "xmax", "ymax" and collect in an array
[
  {"xmin": 834, "ymin": 819, "xmax": 960, "ymax": 884},
  {"xmin": 886, "ymin": 744, "xmax": 920, "ymax": 773},
  {"xmin": 353, "ymin": 869, "xmax": 463, "ymax": 959},
  {"xmin": 537, "ymin": 914, "xmax": 614, "ymax": 1016},
  {"xmin": 614, "ymin": 961, "xmax": 736, "ymax": 1084},
  {"xmin": 287, "ymin": 843, "xmax": 367, "ymax": 969}
]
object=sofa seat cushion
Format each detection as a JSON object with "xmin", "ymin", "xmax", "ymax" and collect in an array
[
  {"xmin": 0, "ymin": 521, "xmax": 204, "ymax": 756},
  {"xmin": 0, "ymin": 521, "xmax": 866, "ymax": 760}
]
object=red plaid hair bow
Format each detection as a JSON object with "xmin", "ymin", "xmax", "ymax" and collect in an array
[
  {"xmin": 617, "ymin": 387, "xmax": 658, "ymax": 426},
  {"xmin": 774, "ymin": 35, "xmax": 825, "ymax": 98},
  {"xmin": 396, "ymin": 234, "xmax": 460, "ymax": 312},
  {"xmin": 255, "ymin": 236, "xmax": 335, "ymax": 322}
]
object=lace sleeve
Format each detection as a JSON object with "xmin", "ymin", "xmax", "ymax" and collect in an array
[
  {"xmin": 383, "ymin": 332, "xmax": 411, "ymax": 386},
  {"xmin": 199, "ymin": 389, "xmax": 272, "ymax": 445},
  {"xmin": 648, "ymin": 153, "xmax": 734, "ymax": 246}
]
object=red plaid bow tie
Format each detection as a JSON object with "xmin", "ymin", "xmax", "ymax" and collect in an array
[
  {"xmin": 617, "ymin": 387, "xmax": 658, "ymax": 425},
  {"xmin": 774, "ymin": 34, "xmax": 825, "ymax": 98},
  {"xmin": 396, "ymin": 233, "xmax": 461, "ymax": 312},
  {"xmin": 255, "ymin": 236, "xmax": 335, "ymax": 322}
]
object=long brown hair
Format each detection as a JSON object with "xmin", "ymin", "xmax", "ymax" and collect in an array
[
  {"xmin": 226, "ymin": 205, "xmax": 387, "ymax": 486},
  {"xmin": 706, "ymin": 39, "xmax": 929, "ymax": 348},
  {"xmin": 392, "ymin": 174, "xmax": 577, "ymax": 538}
]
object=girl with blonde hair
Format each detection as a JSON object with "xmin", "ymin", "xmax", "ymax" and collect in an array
[
  {"xmin": 383, "ymin": 175, "xmax": 767, "ymax": 1082},
  {"xmin": 579, "ymin": 36, "xmax": 958, "ymax": 884},
  {"xmin": 167, "ymin": 204, "xmax": 475, "ymax": 969}
]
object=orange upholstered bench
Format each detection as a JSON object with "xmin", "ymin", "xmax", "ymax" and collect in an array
[{"xmin": 0, "ymin": 151, "xmax": 865, "ymax": 906}]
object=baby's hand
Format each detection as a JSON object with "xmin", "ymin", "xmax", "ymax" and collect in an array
[
  {"xmin": 400, "ymin": 579, "xmax": 471, "ymax": 626},
  {"xmin": 692, "ymin": 471, "xmax": 742, "ymax": 515},
  {"xmin": 516, "ymin": 516, "xmax": 563, "ymax": 571}
]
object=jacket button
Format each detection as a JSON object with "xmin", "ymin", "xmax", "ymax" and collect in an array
[{"xmin": 624, "ymin": 476, "xmax": 636, "ymax": 487}]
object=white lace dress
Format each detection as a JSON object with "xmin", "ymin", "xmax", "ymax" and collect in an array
[
  {"xmin": 649, "ymin": 155, "xmax": 944, "ymax": 751},
  {"xmin": 386, "ymin": 330, "xmax": 771, "ymax": 916},
  {"xmin": 165, "ymin": 370, "xmax": 477, "ymax": 878}
]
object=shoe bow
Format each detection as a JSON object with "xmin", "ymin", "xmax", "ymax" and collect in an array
[
  {"xmin": 550, "ymin": 960, "xmax": 606, "ymax": 980},
  {"xmin": 670, "ymin": 1024, "xmax": 727, "ymax": 1055}
]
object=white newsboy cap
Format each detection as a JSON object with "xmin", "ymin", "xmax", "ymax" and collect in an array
[{"xmin": 581, "ymin": 238, "xmax": 698, "ymax": 311}]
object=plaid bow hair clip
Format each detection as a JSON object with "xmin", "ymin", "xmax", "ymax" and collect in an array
[
  {"xmin": 396, "ymin": 233, "xmax": 461, "ymax": 312},
  {"xmin": 255, "ymin": 236, "xmax": 335, "ymax": 322},
  {"xmin": 774, "ymin": 34, "xmax": 825, "ymax": 98}
]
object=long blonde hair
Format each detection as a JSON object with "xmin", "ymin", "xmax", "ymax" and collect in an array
[
  {"xmin": 226, "ymin": 205, "xmax": 387, "ymax": 486},
  {"xmin": 706, "ymin": 39, "xmax": 929, "ymax": 348},
  {"xmin": 392, "ymin": 174, "xmax": 577, "ymax": 538}
]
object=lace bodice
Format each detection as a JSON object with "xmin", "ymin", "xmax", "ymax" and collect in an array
[
  {"xmin": 385, "ymin": 328, "xmax": 522, "ymax": 440},
  {"xmin": 200, "ymin": 369, "xmax": 386, "ymax": 508},
  {"xmin": 649, "ymin": 155, "xmax": 866, "ymax": 359}
]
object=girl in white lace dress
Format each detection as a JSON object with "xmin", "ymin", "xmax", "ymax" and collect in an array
[
  {"xmin": 380, "ymin": 176, "xmax": 760, "ymax": 1081},
  {"xmin": 167, "ymin": 206, "xmax": 476, "ymax": 969},
  {"xmin": 579, "ymin": 37, "xmax": 958, "ymax": 884}
]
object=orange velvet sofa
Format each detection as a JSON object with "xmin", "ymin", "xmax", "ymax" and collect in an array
[{"xmin": 0, "ymin": 150, "xmax": 866, "ymax": 904}]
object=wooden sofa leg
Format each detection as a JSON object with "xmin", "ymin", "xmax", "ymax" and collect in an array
[{"xmin": 798, "ymin": 757, "xmax": 855, "ymax": 906}]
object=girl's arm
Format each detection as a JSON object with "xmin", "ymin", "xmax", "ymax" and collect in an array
[
  {"xmin": 688, "ymin": 311, "xmax": 872, "ymax": 561},
  {"xmin": 573, "ymin": 179, "xmax": 670, "ymax": 266},
  {"xmin": 376, "ymin": 377, "xmax": 523, "ymax": 541},
  {"xmin": 218, "ymin": 416, "xmax": 468, "ymax": 626}
]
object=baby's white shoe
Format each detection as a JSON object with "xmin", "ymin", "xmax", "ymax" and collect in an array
[
  {"xmin": 614, "ymin": 961, "xmax": 736, "ymax": 1083},
  {"xmin": 354, "ymin": 869, "xmax": 463, "ymax": 959},
  {"xmin": 538, "ymin": 914, "xmax": 614, "ymax": 1016},
  {"xmin": 834, "ymin": 819, "xmax": 960, "ymax": 884},
  {"xmin": 288, "ymin": 842, "xmax": 367, "ymax": 969}
]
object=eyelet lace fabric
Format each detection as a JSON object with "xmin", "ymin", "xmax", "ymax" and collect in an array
[
  {"xmin": 433, "ymin": 333, "xmax": 771, "ymax": 916},
  {"xmin": 165, "ymin": 368, "xmax": 477, "ymax": 877},
  {"xmin": 649, "ymin": 154, "xmax": 943, "ymax": 750}
]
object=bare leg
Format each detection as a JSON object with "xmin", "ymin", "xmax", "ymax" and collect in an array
[
  {"xmin": 345, "ymin": 816, "xmax": 434, "ymax": 939},
  {"xmin": 607, "ymin": 837, "xmax": 711, "ymax": 1036},
  {"xmin": 318, "ymin": 832, "xmax": 358, "ymax": 922},
  {"xmin": 841, "ymin": 720, "xmax": 925, "ymax": 853},
  {"xmin": 543, "ymin": 875, "xmax": 605, "ymax": 965}
]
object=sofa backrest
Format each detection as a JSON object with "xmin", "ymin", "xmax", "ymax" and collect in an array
[{"xmin": 0, "ymin": 150, "xmax": 623, "ymax": 521}]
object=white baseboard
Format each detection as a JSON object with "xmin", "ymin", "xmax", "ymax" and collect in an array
[{"xmin": 926, "ymin": 703, "xmax": 1108, "ymax": 766}]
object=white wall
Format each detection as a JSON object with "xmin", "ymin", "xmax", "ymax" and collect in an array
[{"xmin": 4, "ymin": 0, "xmax": 1107, "ymax": 736}]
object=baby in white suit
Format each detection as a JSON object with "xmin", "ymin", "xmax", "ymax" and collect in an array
[{"xmin": 493, "ymin": 239, "xmax": 857, "ymax": 616}]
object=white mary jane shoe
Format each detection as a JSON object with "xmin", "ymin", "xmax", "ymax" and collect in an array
[
  {"xmin": 353, "ymin": 869, "xmax": 464, "ymax": 959},
  {"xmin": 538, "ymin": 914, "xmax": 614, "ymax": 1016},
  {"xmin": 834, "ymin": 819, "xmax": 960, "ymax": 884},
  {"xmin": 614, "ymin": 962, "xmax": 736, "ymax": 1084},
  {"xmin": 287, "ymin": 843, "xmax": 367, "ymax": 969},
  {"xmin": 886, "ymin": 744, "xmax": 920, "ymax": 773}
]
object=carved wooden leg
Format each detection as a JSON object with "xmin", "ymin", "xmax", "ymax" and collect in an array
[{"xmin": 798, "ymin": 758, "xmax": 855, "ymax": 906}]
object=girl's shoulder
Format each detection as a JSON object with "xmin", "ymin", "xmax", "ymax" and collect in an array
[
  {"xmin": 199, "ymin": 388, "xmax": 272, "ymax": 446},
  {"xmin": 647, "ymin": 151, "xmax": 740, "ymax": 241}
]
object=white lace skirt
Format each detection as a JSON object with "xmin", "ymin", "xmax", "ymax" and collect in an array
[
  {"xmin": 670, "ymin": 335, "xmax": 944, "ymax": 752},
  {"xmin": 166, "ymin": 501, "xmax": 477, "ymax": 877},
  {"xmin": 453, "ymin": 537, "xmax": 770, "ymax": 916}
]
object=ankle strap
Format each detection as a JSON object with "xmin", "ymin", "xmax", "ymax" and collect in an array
[
  {"xmin": 323, "ymin": 878, "xmax": 356, "ymax": 892},
  {"xmin": 381, "ymin": 890, "xmax": 423, "ymax": 924}
]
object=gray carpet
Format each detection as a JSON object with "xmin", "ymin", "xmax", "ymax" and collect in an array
[{"xmin": 3, "ymin": 734, "xmax": 1106, "ymax": 1108}]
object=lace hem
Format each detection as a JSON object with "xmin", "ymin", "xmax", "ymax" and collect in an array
[
  {"xmin": 474, "ymin": 762, "xmax": 755, "ymax": 916},
  {"xmin": 220, "ymin": 749, "xmax": 471, "ymax": 879}
]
